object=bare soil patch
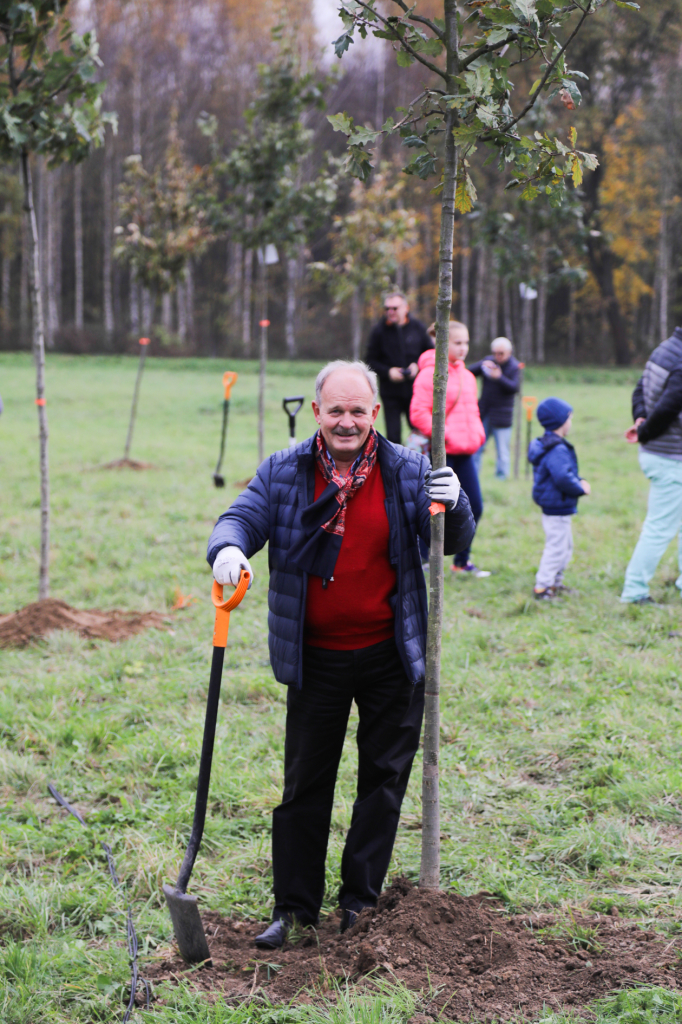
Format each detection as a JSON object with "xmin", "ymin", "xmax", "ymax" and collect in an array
[
  {"xmin": 0, "ymin": 598, "xmax": 168, "ymax": 648},
  {"xmin": 96, "ymin": 458, "xmax": 154, "ymax": 470},
  {"xmin": 147, "ymin": 878, "xmax": 682, "ymax": 1018}
]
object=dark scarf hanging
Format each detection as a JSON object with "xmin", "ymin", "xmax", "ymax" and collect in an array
[{"xmin": 289, "ymin": 428, "xmax": 379, "ymax": 579}]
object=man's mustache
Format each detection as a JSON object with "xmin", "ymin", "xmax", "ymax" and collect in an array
[{"xmin": 332, "ymin": 426, "xmax": 361, "ymax": 437}]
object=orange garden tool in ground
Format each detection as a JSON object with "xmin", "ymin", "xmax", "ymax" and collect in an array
[
  {"xmin": 163, "ymin": 570, "xmax": 250, "ymax": 963},
  {"xmin": 522, "ymin": 395, "xmax": 538, "ymax": 478},
  {"xmin": 213, "ymin": 371, "xmax": 238, "ymax": 487}
]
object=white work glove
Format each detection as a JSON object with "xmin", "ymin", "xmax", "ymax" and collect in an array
[
  {"xmin": 425, "ymin": 467, "xmax": 460, "ymax": 511},
  {"xmin": 213, "ymin": 546, "xmax": 253, "ymax": 589}
]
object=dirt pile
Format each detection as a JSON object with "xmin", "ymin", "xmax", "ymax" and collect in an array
[
  {"xmin": 97, "ymin": 458, "xmax": 153, "ymax": 470},
  {"xmin": 147, "ymin": 878, "xmax": 682, "ymax": 1018},
  {"xmin": 0, "ymin": 599, "xmax": 168, "ymax": 648}
]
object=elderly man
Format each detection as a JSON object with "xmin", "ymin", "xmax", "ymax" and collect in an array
[
  {"xmin": 365, "ymin": 291, "xmax": 433, "ymax": 444},
  {"xmin": 621, "ymin": 327, "xmax": 682, "ymax": 604},
  {"xmin": 207, "ymin": 360, "xmax": 474, "ymax": 948},
  {"xmin": 470, "ymin": 337, "xmax": 520, "ymax": 480}
]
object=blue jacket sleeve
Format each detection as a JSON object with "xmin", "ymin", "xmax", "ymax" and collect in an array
[
  {"xmin": 207, "ymin": 458, "xmax": 272, "ymax": 565},
  {"xmin": 496, "ymin": 363, "xmax": 520, "ymax": 394},
  {"xmin": 468, "ymin": 361, "xmax": 483, "ymax": 378},
  {"xmin": 545, "ymin": 445, "xmax": 585, "ymax": 499}
]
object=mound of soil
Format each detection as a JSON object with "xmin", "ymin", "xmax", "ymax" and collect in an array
[
  {"xmin": 98, "ymin": 458, "xmax": 154, "ymax": 470},
  {"xmin": 147, "ymin": 878, "xmax": 681, "ymax": 1018},
  {"xmin": 0, "ymin": 599, "xmax": 168, "ymax": 648}
]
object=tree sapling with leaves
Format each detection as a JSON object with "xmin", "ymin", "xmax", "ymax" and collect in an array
[
  {"xmin": 0, "ymin": 0, "xmax": 115, "ymax": 600},
  {"xmin": 328, "ymin": 0, "xmax": 635, "ymax": 889}
]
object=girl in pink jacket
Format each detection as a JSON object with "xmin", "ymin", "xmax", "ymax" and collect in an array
[{"xmin": 410, "ymin": 321, "xmax": 489, "ymax": 577}]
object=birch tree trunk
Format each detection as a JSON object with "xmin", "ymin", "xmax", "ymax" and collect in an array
[
  {"xmin": 186, "ymin": 258, "xmax": 195, "ymax": 337},
  {"xmin": 103, "ymin": 144, "xmax": 114, "ymax": 336},
  {"xmin": 568, "ymin": 278, "xmax": 577, "ymax": 363},
  {"xmin": 258, "ymin": 254, "xmax": 268, "ymax": 464},
  {"xmin": 230, "ymin": 239, "xmax": 243, "ymax": 339},
  {"xmin": 161, "ymin": 291, "xmax": 172, "ymax": 332},
  {"xmin": 420, "ymin": 0, "xmax": 459, "ymax": 891},
  {"xmin": 520, "ymin": 294, "xmax": 534, "ymax": 363},
  {"xmin": 351, "ymin": 286, "xmax": 362, "ymax": 360},
  {"xmin": 374, "ymin": 45, "xmax": 386, "ymax": 161},
  {"xmin": 242, "ymin": 247, "xmax": 253, "ymax": 355},
  {"xmin": 459, "ymin": 218, "xmax": 469, "ymax": 324},
  {"xmin": 536, "ymin": 235, "xmax": 548, "ymax": 364},
  {"xmin": 142, "ymin": 287, "xmax": 152, "ymax": 332},
  {"xmin": 176, "ymin": 280, "xmax": 187, "ymax": 342},
  {"xmin": 473, "ymin": 245, "xmax": 485, "ymax": 349},
  {"xmin": 285, "ymin": 253, "xmax": 298, "ymax": 358},
  {"xmin": 74, "ymin": 163, "xmax": 84, "ymax": 329},
  {"xmin": 129, "ymin": 268, "xmax": 139, "ymax": 334},
  {"xmin": 21, "ymin": 151, "xmax": 50, "ymax": 600}
]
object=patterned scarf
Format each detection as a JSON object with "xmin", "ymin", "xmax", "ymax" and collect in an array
[{"xmin": 314, "ymin": 427, "xmax": 379, "ymax": 535}]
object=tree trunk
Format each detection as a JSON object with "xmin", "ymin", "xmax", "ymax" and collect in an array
[
  {"xmin": 186, "ymin": 258, "xmax": 195, "ymax": 337},
  {"xmin": 230, "ymin": 239, "xmax": 243, "ymax": 340},
  {"xmin": 657, "ymin": 208, "xmax": 669, "ymax": 344},
  {"xmin": 162, "ymin": 291, "xmax": 172, "ymax": 332},
  {"xmin": 459, "ymin": 218, "xmax": 469, "ymax": 324},
  {"xmin": 242, "ymin": 247, "xmax": 253, "ymax": 355},
  {"xmin": 132, "ymin": 66, "xmax": 142, "ymax": 156},
  {"xmin": 103, "ymin": 144, "xmax": 114, "ymax": 336},
  {"xmin": 420, "ymin": 0, "xmax": 458, "ymax": 892},
  {"xmin": 473, "ymin": 245, "xmax": 485, "ymax": 350},
  {"xmin": 2, "ymin": 201, "xmax": 11, "ymax": 330},
  {"xmin": 285, "ymin": 253, "xmax": 298, "ymax": 358},
  {"xmin": 176, "ymin": 280, "xmax": 187, "ymax": 342},
  {"xmin": 520, "ymin": 294, "xmax": 534, "ymax": 363},
  {"xmin": 45, "ymin": 167, "xmax": 58, "ymax": 347},
  {"xmin": 141, "ymin": 287, "xmax": 152, "ymax": 332},
  {"xmin": 20, "ymin": 214, "xmax": 29, "ymax": 337},
  {"xmin": 74, "ymin": 163, "xmax": 84, "ymax": 329},
  {"xmin": 568, "ymin": 278, "xmax": 577, "ymax": 363},
  {"xmin": 487, "ymin": 261, "xmax": 499, "ymax": 341},
  {"xmin": 503, "ymin": 283, "xmax": 513, "ymax": 344},
  {"xmin": 351, "ymin": 286, "xmax": 362, "ymax": 360},
  {"xmin": 258, "ymin": 254, "xmax": 268, "ymax": 464},
  {"xmin": 374, "ymin": 43, "xmax": 386, "ymax": 159},
  {"xmin": 536, "ymin": 234, "xmax": 548, "ymax": 364},
  {"xmin": 129, "ymin": 268, "xmax": 139, "ymax": 334},
  {"xmin": 21, "ymin": 151, "xmax": 50, "ymax": 601}
]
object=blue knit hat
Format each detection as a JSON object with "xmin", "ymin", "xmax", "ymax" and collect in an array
[{"xmin": 537, "ymin": 397, "xmax": 573, "ymax": 431}]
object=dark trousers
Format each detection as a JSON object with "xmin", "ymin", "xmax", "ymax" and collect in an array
[
  {"xmin": 447, "ymin": 453, "xmax": 483, "ymax": 566},
  {"xmin": 271, "ymin": 638, "xmax": 424, "ymax": 925},
  {"xmin": 382, "ymin": 392, "xmax": 412, "ymax": 444}
]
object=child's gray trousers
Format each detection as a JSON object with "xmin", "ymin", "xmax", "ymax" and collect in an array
[{"xmin": 535, "ymin": 514, "xmax": 573, "ymax": 590}]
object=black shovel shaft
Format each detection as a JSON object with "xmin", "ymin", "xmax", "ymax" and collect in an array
[
  {"xmin": 214, "ymin": 400, "xmax": 230, "ymax": 475},
  {"xmin": 176, "ymin": 645, "xmax": 225, "ymax": 893}
]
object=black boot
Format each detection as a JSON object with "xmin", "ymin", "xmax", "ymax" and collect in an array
[
  {"xmin": 339, "ymin": 909, "xmax": 358, "ymax": 934},
  {"xmin": 254, "ymin": 917, "xmax": 291, "ymax": 949}
]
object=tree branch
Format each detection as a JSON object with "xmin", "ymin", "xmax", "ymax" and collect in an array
[
  {"xmin": 389, "ymin": 0, "xmax": 445, "ymax": 41},
  {"xmin": 498, "ymin": 0, "xmax": 593, "ymax": 135},
  {"xmin": 460, "ymin": 31, "xmax": 519, "ymax": 70},
  {"xmin": 352, "ymin": 0, "xmax": 447, "ymax": 80}
]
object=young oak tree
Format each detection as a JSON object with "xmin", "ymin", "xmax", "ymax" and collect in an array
[
  {"xmin": 0, "ymin": 0, "xmax": 115, "ymax": 600},
  {"xmin": 329, "ymin": 0, "xmax": 634, "ymax": 887}
]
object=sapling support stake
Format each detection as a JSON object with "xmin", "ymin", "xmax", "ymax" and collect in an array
[
  {"xmin": 513, "ymin": 362, "xmax": 526, "ymax": 480},
  {"xmin": 523, "ymin": 395, "xmax": 538, "ymax": 479}
]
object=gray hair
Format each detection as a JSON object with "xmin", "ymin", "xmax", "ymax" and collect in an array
[
  {"xmin": 383, "ymin": 289, "xmax": 407, "ymax": 303},
  {"xmin": 315, "ymin": 360, "xmax": 378, "ymax": 404},
  {"xmin": 491, "ymin": 336, "xmax": 513, "ymax": 353}
]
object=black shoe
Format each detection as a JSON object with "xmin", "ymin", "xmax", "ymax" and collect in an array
[
  {"xmin": 339, "ymin": 909, "xmax": 358, "ymax": 934},
  {"xmin": 632, "ymin": 596, "xmax": 661, "ymax": 606},
  {"xmin": 254, "ymin": 918, "xmax": 290, "ymax": 949},
  {"xmin": 553, "ymin": 584, "xmax": 575, "ymax": 595},
  {"xmin": 534, "ymin": 587, "xmax": 554, "ymax": 601}
]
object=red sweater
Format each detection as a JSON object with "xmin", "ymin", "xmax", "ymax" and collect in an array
[{"xmin": 304, "ymin": 461, "xmax": 397, "ymax": 650}]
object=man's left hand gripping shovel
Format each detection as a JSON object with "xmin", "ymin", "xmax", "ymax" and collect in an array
[{"xmin": 163, "ymin": 570, "xmax": 250, "ymax": 964}]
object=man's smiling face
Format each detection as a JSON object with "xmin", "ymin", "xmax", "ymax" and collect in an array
[{"xmin": 312, "ymin": 369, "xmax": 380, "ymax": 467}]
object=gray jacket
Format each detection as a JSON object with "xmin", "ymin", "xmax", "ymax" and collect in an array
[{"xmin": 633, "ymin": 329, "xmax": 682, "ymax": 460}]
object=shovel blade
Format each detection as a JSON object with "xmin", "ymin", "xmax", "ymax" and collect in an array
[
  {"xmin": 163, "ymin": 883, "xmax": 212, "ymax": 964},
  {"xmin": 213, "ymin": 473, "xmax": 225, "ymax": 488}
]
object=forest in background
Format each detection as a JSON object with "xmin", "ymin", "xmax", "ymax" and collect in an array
[{"xmin": 0, "ymin": 0, "xmax": 679, "ymax": 366}]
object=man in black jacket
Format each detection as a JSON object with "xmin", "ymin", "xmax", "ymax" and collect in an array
[
  {"xmin": 621, "ymin": 327, "xmax": 682, "ymax": 604},
  {"xmin": 470, "ymin": 337, "xmax": 520, "ymax": 479},
  {"xmin": 365, "ymin": 292, "xmax": 433, "ymax": 443}
]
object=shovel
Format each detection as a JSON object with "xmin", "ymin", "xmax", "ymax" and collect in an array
[
  {"xmin": 283, "ymin": 395, "xmax": 304, "ymax": 447},
  {"xmin": 213, "ymin": 371, "xmax": 239, "ymax": 487},
  {"xmin": 163, "ymin": 569, "xmax": 250, "ymax": 964}
]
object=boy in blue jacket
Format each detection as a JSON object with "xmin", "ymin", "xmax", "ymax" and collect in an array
[{"xmin": 528, "ymin": 398, "xmax": 591, "ymax": 599}]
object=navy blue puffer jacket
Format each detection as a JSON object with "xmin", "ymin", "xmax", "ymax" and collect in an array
[
  {"xmin": 207, "ymin": 433, "xmax": 475, "ymax": 688},
  {"xmin": 528, "ymin": 433, "xmax": 586, "ymax": 516}
]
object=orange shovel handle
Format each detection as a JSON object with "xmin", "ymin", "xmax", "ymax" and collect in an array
[
  {"xmin": 429, "ymin": 502, "xmax": 446, "ymax": 516},
  {"xmin": 211, "ymin": 569, "xmax": 250, "ymax": 647},
  {"xmin": 223, "ymin": 371, "xmax": 238, "ymax": 400}
]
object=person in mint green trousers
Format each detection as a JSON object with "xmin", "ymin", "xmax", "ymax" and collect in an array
[{"xmin": 621, "ymin": 329, "xmax": 682, "ymax": 604}]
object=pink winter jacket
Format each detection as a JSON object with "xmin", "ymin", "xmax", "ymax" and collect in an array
[{"xmin": 409, "ymin": 349, "xmax": 486, "ymax": 456}]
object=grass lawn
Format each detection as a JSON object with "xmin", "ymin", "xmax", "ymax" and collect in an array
[{"xmin": 1, "ymin": 352, "xmax": 682, "ymax": 1023}]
